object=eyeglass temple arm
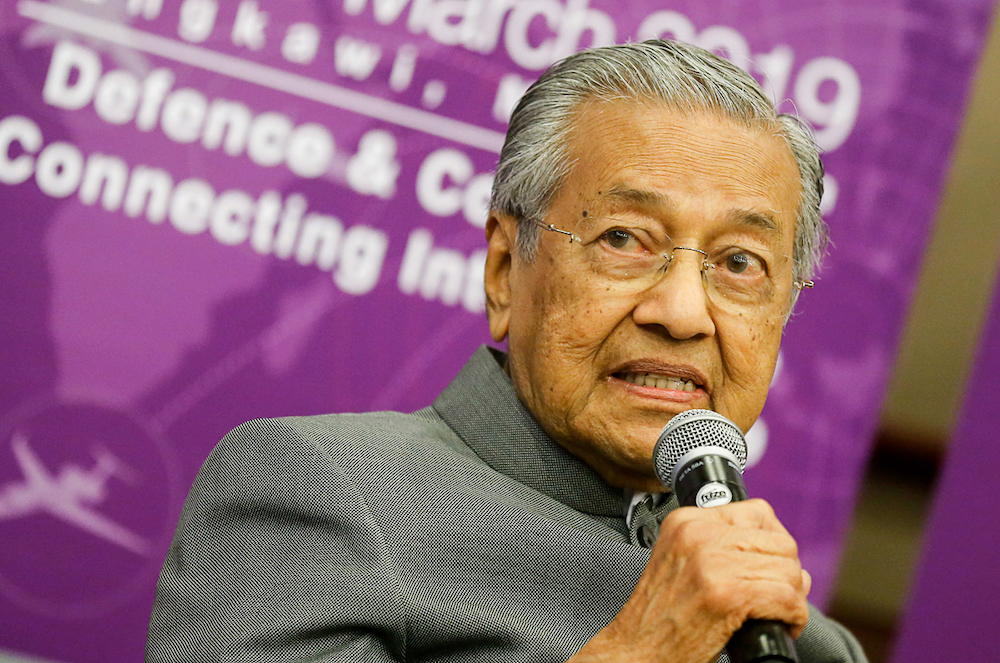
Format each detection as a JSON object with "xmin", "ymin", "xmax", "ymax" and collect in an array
[{"xmin": 537, "ymin": 222, "xmax": 579, "ymax": 243}]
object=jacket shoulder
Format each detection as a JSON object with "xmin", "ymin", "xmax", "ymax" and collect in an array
[{"xmin": 217, "ymin": 407, "xmax": 483, "ymax": 485}]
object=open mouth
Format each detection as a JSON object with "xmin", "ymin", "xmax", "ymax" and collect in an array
[{"xmin": 616, "ymin": 371, "xmax": 699, "ymax": 392}]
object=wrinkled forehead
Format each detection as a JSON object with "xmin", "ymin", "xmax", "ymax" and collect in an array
[{"xmin": 559, "ymin": 101, "xmax": 802, "ymax": 243}]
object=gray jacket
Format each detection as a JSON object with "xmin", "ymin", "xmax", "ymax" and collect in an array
[{"xmin": 147, "ymin": 346, "xmax": 866, "ymax": 663}]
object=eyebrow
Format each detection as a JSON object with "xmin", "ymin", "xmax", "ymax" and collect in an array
[
  {"xmin": 602, "ymin": 185, "xmax": 781, "ymax": 236},
  {"xmin": 727, "ymin": 209, "xmax": 781, "ymax": 235},
  {"xmin": 602, "ymin": 185, "xmax": 673, "ymax": 211}
]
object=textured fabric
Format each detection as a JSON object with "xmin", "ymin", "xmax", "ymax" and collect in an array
[{"xmin": 147, "ymin": 346, "xmax": 867, "ymax": 663}]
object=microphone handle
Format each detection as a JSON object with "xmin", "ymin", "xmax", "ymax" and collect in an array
[{"xmin": 673, "ymin": 454, "xmax": 798, "ymax": 663}]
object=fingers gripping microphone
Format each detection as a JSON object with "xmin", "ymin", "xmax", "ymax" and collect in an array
[{"xmin": 653, "ymin": 409, "xmax": 799, "ymax": 663}]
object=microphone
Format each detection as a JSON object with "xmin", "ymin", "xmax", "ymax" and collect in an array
[{"xmin": 653, "ymin": 409, "xmax": 799, "ymax": 663}]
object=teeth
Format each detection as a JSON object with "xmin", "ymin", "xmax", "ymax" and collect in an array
[{"xmin": 624, "ymin": 372, "xmax": 696, "ymax": 392}]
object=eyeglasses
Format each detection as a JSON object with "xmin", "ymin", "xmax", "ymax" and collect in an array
[{"xmin": 535, "ymin": 220, "xmax": 813, "ymax": 315}]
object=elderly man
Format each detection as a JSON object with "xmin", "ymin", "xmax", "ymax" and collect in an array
[{"xmin": 148, "ymin": 40, "xmax": 865, "ymax": 663}]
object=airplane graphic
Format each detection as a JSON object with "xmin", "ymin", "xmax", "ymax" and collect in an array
[{"xmin": 0, "ymin": 432, "xmax": 151, "ymax": 556}]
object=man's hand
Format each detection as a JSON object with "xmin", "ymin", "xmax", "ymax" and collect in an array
[{"xmin": 570, "ymin": 499, "xmax": 811, "ymax": 663}]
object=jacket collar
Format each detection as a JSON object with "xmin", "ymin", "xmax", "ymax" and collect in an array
[{"xmin": 433, "ymin": 346, "xmax": 627, "ymax": 519}]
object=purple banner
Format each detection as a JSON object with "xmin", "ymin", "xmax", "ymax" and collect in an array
[
  {"xmin": 890, "ymin": 279, "xmax": 1000, "ymax": 661},
  {"xmin": 0, "ymin": 0, "xmax": 994, "ymax": 661}
]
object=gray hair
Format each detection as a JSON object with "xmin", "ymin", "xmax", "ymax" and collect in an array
[{"xmin": 490, "ymin": 39, "xmax": 827, "ymax": 286}]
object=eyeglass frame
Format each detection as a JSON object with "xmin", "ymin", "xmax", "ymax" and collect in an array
[{"xmin": 532, "ymin": 220, "xmax": 815, "ymax": 301}]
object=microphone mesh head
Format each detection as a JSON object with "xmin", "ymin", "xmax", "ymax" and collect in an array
[{"xmin": 653, "ymin": 409, "xmax": 748, "ymax": 487}]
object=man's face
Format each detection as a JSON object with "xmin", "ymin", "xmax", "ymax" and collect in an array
[{"xmin": 484, "ymin": 101, "xmax": 802, "ymax": 492}]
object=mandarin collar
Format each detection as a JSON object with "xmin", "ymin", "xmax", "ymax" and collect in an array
[{"xmin": 433, "ymin": 346, "xmax": 627, "ymax": 519}]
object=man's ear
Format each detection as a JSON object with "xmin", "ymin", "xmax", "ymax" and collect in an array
[{"xmin": 484, "ymin": 212, "xmax": 517, "ymax": 342}]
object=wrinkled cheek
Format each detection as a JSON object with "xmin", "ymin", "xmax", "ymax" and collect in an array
[
  {"xmin": 723, "ymin": 317, "xmax": 783, "ymax": 426},
  {"xmin": 749, "ymin": 335, "xmax": 782, "ymax": 389},
  {"xmin": 533, "ymin": 277, "xmax": 613, "ymax": 350}
]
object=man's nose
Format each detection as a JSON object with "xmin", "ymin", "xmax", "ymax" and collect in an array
[{"xmin": 630, "ymin": 250, "xmax": 716, "ymax": 339}]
